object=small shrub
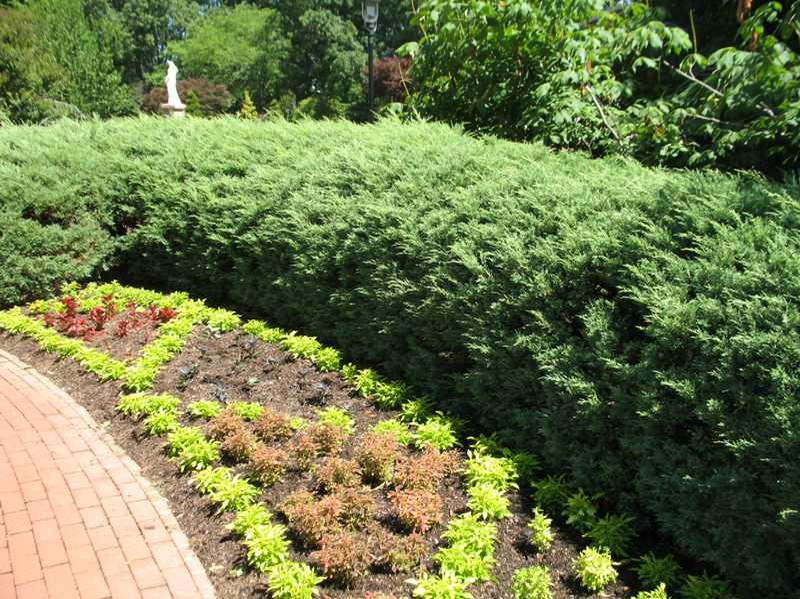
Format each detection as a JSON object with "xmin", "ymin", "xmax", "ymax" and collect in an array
[
  {"xmin": 467, "ymin": 483, "xmax": 512, "ymax": 521},
  {"xmin": 167, "ymin": 426, "xmax": 206, "ymax": 457},
  {"xmin": 532, "ymin": 475, "xmax": 569, "ymax": 511},
  {"xmin": 332, "ymin": 485, "xmax": 374, "ymax": 530},
  {"xmin": 353, "ymin": 431, "xmax": 402, "ymax": 483},
  {"xmin": 636, "ymin": 553, "xmax": 681, "ymax": 590},
  {"xmin": 464, "ymin": 451, "xmax": 518, "ymax": 491},
  {"xmin": 249, "ymin": 443, "xmax": 288, "ymax": 486},
  {"xmin": 434, "ymin": 545, "xmax": 495, "ymax": 582},
  {"xmin": 208, "ymin": 408, "xmax": 248, "ymax": 441},
  {"xmin": 372, "ymin": 528, "xmax": 427, "ymax": 573},
  {"xmin": 563, "ymin": 490, "xmax": 600, "ymax": 532},
  {"xmin": 117, "ymin": 393, "xmax": 180, "ymax": 418},
  {"xmin": 142, "ymin": 412, "xmax": 180, "ymax": 436},
  {"xmin": 292, "ymin": 433, "xmax": 319, "ymax": 471},
  {"xmin": 636, "ymin": 584, "xmax": 669, "ymax": 599},
  {"xmin": 309, "ymin": 531, "xmax": 371, "ymax": 586},
  {"xmin": 221, "ymin": 428, "xmax": 257, "ymax": 462},
  {"xmin": 187, "ymin": 400, "xmax": 222, "ymax": 420},
  {"xmin": 393, "ymin": 446, "xmax": 460, "ymax": 492},
  {"xmin": 265, "ymin": 562, "xmax": 325, "ymax": 599},
  {"xmin": 307, "ymin": 422, "xmax": 347, "ymax": 456},
  {"xmin": 399, "ymin": 397, "xmax": 433, "ymax": 423},
  {"xmin": 316, "ymin": 406, "xmax": 355, "ymax": 435},
  {"xmin": 410, "ymin": 572, "xmax": 474, "ymax": 598},
  {"xmin": 527, "ymin": 507, "xmax": 554, "ymax": 552},
  {"xmin": 208, "ymin": 475, "xmax": 260, "ymax": 513},
  {"xmin": 442, "ymin": 513, "xmax": 496, "ymax": 558},
  {"xmin": 231, "ymin": 401, "xmax": 264, "ymax": 421},
  {"xmin": 193, "ymin": 466, "xmax": 231, "ymax": 495},
  {"xmin": 414, "ymin": 415, "xmax": 459, "ymax": 451},
  {"xmin": 372, "ymin": 418, "xmax": 413, "ymax": 445},
  {"xmin": 388, "ymin": 489, "xmax": 443, "ymax": 533},
  {"xmin": 279, "ymin": 491, "xmax": 341, "ymax": 548},
  {"xmin": 254, "ymin": 407, "xmax": 294, "ymax": 442},
  {"xmin": 243, "ymin": 522, "xmax": 290, "ymax": 572},
  {"xmin": 573, "ymin": 546, "xmax": 618, "ymax": 593},
  {"xmin": 229, "ymin": 504, "xmax": 273, "ymax": 536},
  {"xmin": 679, "ymin": 574, "xmax": 732, "ymax": 599},
  {"xmin": 178, "ymin": 437, "xmax": 221, "ymax": 472},
  {"xmin": 313, "ymin": 457, "xmax": 362, "ymax": 492},
  {"xmin": 511, "ymin": 565, "xmax": 553, "ymax": 599},
  {"xmin": 586, "ymin": 514, "xmax": 636, "ymax": 557}
]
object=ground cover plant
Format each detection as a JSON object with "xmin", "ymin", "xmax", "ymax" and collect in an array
[
  {"xmin": 0, "ymin": 282, "xmax": 691, "ymax": 597},
  {"xmin": 2, "ymin": 117, "xmax": 799, "ymax": 595}
]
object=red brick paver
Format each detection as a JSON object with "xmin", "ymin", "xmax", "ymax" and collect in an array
[{"xmin": 0, "ymin": 351, "xmax": 215, "ymax": 599}]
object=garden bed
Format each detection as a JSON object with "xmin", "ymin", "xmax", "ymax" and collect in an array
[{"xmin": 0, "ymin": 282, "xmax": 695, "ymax": 598}]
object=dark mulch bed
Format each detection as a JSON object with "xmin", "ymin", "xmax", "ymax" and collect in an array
[{"xmin": 0, "ymin": 327, "xmax": 633, "ymax": 598}]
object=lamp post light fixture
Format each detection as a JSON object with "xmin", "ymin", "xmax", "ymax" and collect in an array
[{"xmin": 362, "ymin": 0, "xmax": 380, "ymax": 119}]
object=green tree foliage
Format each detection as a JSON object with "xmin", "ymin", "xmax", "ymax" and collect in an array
[
  {"xmin": 405, "ymin": 0, "xmax": 800, "ymax": 175},
  {"xmin": 168, "ymin": 4, "xmax": 289, "ymax": 108},
  {"xmin": 1, "ymin": 117, "xmax": 799, "ymax": 595},
  {"xmin": 28, "ymin": 0, "xmax": 137, "ymax": 117},
  {"xmin": 0, "ymin": 7, "xmax": 68, "ymax": 122}
]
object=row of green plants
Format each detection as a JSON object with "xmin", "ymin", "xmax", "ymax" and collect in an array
[{"xmin": 0, "ymin": 281, "xmax": 240, "ymax": 392}]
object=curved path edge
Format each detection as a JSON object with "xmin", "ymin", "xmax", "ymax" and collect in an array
[{"xmin": 0, "ymin": 349, "xmax": 216, "ymax": 599}]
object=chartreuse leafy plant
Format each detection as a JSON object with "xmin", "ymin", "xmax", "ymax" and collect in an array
[
  {"xmin": 228, "ymin": 504, "xmax": 273, "ymax": 536},
  {"xmin": 531, "ymin": 476, "xmax": 569, "ymax": 512},
  {"xmin": 242, "ymin": 319, "xmax": 287, "ymax": 344},
  {"xmin": 265, "ymin": 562, "xmax": 325, "ymax": 599},
  {"xmin": 186, "ymin": 400, "xmax": 223, "ymax": 420},
  {"xmin": 463, "ymin": 451, "xmax": 518, "ymax": 491},
  {"xmin": 511, "ymin": 565, "xmax": 552, "ymax": 599},
  {"xmin": 315, "ymin": 406, "xmax": 354, "ymax": 435},
  {"xmin": 207, "ymin": 474, "xmax": 259, "ymax": 514},
  {"xmin": 142, "ymin": 411, "xmax": 181, "ymax": 436},
  {"xmin": 372, "ymin": 418, "xmax": 413, "ymax": 445},
  {"xmin": 116, "ymin": 394, "xmax": 181, "ymax": 418},
  {"xmin": 176, "ymin": 437, "xmax": 221, "ymax": 472},
  {"xmin": 636, "ymin": 553, "xmax": 681, "ymax": 590},
  {"xmin": 193, "ymin": 466, "xmax": 232, "ymax": 495},
  {"xmin": 436, "ymin": 514, "xmax": 497, "ymax": 582},
  {"xmin": 206, "ymin": 309, "xmax": 240, "ymax": 332},
  {"xmin": 414, "ymin": 415, "xmax": 459, "ymax": 451},
  {"xmin": 528, "ymin": 507, "xmax": 554, "ymax": 552},
  {"xmin": 573, "ymin": 546, "xmax": 618, "ymax": 593},
  {"xmin": 242, "ymin": 522, "xmax": 291, "ymax": 572},
  {"xmin": 466, "ymin": 483, "xmax": 512, "ymax": 521},
  {"xmin": 166, "ymin": 427, "xmax": 206, "ymax": 457},
  {"xmin": 231, "ymin": 401, "xmax": 264, "ymax": 421},
  {"xmin": 410, "ymin": 571, "xmax": 475, "ymax": 598},
  {"xmin": 636, "ymin": 584, "xmax": 669, "ymax": 599}
]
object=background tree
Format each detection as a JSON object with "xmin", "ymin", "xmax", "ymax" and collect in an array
[{"xmin": 167, "ymin": 4, "xmax": 288, "ymax": 109}]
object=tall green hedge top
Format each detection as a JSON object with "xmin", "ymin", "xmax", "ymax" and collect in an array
[{"xmin": 1, "ymin": 116, "xmax": 800, "ymax": 595}]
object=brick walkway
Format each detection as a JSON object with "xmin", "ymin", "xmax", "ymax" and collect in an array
[{"xmin": 0, "ymin": 350, "xmax": 215, "ymax": 599}]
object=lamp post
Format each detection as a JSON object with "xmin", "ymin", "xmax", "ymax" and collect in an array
[{"xmin": 361, "ymin": 0, "xmax": 380, "ymax": 119}]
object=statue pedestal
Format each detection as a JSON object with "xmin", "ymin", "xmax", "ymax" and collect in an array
[{"xmin": 161, "ymin": 103, "xmax": 186, "ymax": 119}]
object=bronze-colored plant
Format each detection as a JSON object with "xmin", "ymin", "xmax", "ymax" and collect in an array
[
  {"xmin": 388, "ymin": 489, "xmax": 443, "ymax": 533},
  {"xmin": 254, "ymin": 407, "xmax": 294, "ymax": 442},
  {"xmin": 353, "ymin": 431, "xmax": 402, "ymax": 484},
  {"xmin": 313, "ymin": 457, "xmax": 362, "ymax": 492},
  {"xmin": 221, "ymin": 427, "xmax": 257, "ymax": 462},
  {"xmin": 393, "ymin": 446, "xmax": 461, "ymax": 492},
  {"xmin": 208, "ymin": 407, "xmax": 247, "ymax": 441},
  {"xmin": 309, "ymin": 531, "xmax": 372, "ymax": 586},
  {"xmin": 308, "ymin": 422, "xmax": 347, "ymax": 456},
  {"xmin": 249, "ymin": 443, "xmax": 288, "ymax": 486},
  {"xmin": 279, "ymin": 490, "xmax": 342, "ymax": 548}
]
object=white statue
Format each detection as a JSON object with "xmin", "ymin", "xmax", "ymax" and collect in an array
[{"xmin": 164, "ymin": 60, "xmax": 185, "ymax": 109}]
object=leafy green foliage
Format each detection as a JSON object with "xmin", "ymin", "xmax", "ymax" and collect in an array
[
  {"xmin": 511, "ymin": 565, "xmax": 553, "ymax": 599},
  {"xmin": 176, "ymin": 437, "xmax": 220, "ymax": 472},
  {"xmin": 563, "ymin": 490, "xmax": 600, "ymax": 533},
  {"xmin": 315, "ymin": 406, "xmax": 354, "ymax": 435},
  {"xmin": 636, "ymin": 553, "xmax": 682, "ymax": 590},
  {"xmin": 464, "ymin": 451, "xmax": 518, "ymax": 492},
  {"xmin": 242, "ymin": 522, "xmax": 290, "ymax": 572},
  {"xmin": 532, "ymin": 476, "xmax": 569, "ymax": 512},
  {"xmin": 229, "ymin": 504, "xmax": 273, "ymax": 537},
  {"xmin": 441, "ymin": 514, "xmax": 496, "ymax": 558},
  {"xmin": 142, "ymin": 411, "xmax": 180, "ymax": 436},
  {"xmin": 231, "ymin": 401, "xmax": 264, "ymax": 422},
  {"xmin": 635, "ymin": 584, "xmax": 669, "ymax": 599},
  {"xmin": 411, "ymin": 572, "xmax": 474, "ymax": 598},
  {"xmin": 434, "ymin": 545, "xmax": 494, "ymax": 583},
  {"xmin": 166, "ymin": 426, "xmax": 205, "ymax": 457},
  {"xmin": 186, "ymin": 400, "xmax": 222, "ymax": 420},
  {"xmin": 466, "ymin": 483, "xmax": 512, "ymax": 521},
  {"xmin": 206, "ymin": 474, "xmax": 259, "ymax": 514},
  {"xmin": 238, "ymin": 90, "xmax": 257, "ymax": 120},
  {"xmin": 117, "ymin": 394, "xmax": 180, "ymax": 418},
  {"xmin": 414, "ymin": 416, "xmax": 459, "ymax": 451},
  {"xmin": 371, "ymin": 419, "xmax": 413, "ymax": 445},
  {"xmin": 573, "ymin": 547, "xmax": 618, "ymax": 593},
  {"xmin": 265, "ymin": 561, "xmax": 325, "ymax": 599},
  {"xmin": 406, "ymin": 0, "xmax": 800, "ymax": 174},
  {"xmin": 586, "ymin": 514, "xmax": 636, "ymax": 557},
  {"xmin": 527, "ymin": 508, "xmax": 554, "ymax": 553}
]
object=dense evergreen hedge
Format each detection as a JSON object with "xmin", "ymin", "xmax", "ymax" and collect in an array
[{"xmin": 1, "ymin": 117, "xmax": 799, "ymax": 595}]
